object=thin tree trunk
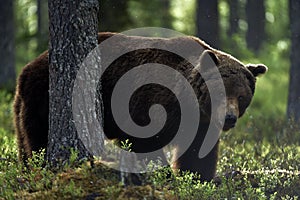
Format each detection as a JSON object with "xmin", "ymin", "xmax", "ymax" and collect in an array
[
  {"xmin": 287, "ymin": 0, "xmax": 300, "ymax": 122},
  {"xmin": 99, "ymin": 0, "xmax": 131, "ymax": 32},
  {"xmin": 0, "ymin": 0, "xmax": 16, "ymax": 91},
  {"xmin": 245, "ymin": 0, "xmax": 265, "ymax": 53},
  {"xmin": 196, "ymin": 0, "xmax": 219, "ymax": 48},
  {"xmin": 37, "ymin": 0, "xmax": 49, "ymax": 52},
  {"xmin": 161, "ymin": 0, "xmax": 172, "ymax": 29},
  {"xmin": 47, "ymin": 0, "xmax": 101, "ymax": 166},
  {"xmin": 227, "ymin": 0, "xmax": 239, "ymax": 36}
]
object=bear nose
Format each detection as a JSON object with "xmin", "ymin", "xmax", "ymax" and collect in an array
[{"xmin": 225, "ymin": 114, "xmax": 237, "ymax": 125}]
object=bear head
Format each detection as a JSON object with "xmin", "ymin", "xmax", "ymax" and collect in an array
[{"xmin": 192, "ymin": 49, "xmax": 268, "ymax": 131}]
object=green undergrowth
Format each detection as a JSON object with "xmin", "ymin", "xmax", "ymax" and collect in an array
[
  {"xmin": 1, "ymin": 121, "xmax": 300, "ymax": 199},
  {"xmin": 1, "ymin": 146, "xmax": 299, "ymax": 199}
]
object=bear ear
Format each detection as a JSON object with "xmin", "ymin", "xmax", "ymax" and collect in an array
[
  {"xmin": 246, "ymin": 64, "xmax": 268, "ymax": 77},
  {"xmin": 200, "ymin": 50, "xmax": 219, "ymax": 65},
  {"xmin": 197, "ymin": 50, "xmax": 219, "ymax": 73}
]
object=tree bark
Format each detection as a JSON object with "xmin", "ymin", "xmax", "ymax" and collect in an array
[
  {"xmin": 0, "ymin": 0, "xmax": 16, "ymax": 91},
  {"xmin": 227, "ymin": 0, "xmax": 239, "ymax": 36},
  {"xmin": 245, "ymin": 0, "xmax": 265, "ymax": 53},
  {"xmin": 196, "ymin": 0, "xmax": 219, "ymax": 48},
  {"xmin": 37, "ymin": 0, "xmax": 49, "ymax": 51},
  {"xmin": 287, "ymin": 0, "xmax": 300, "ymax": 122},
  {"xmin": 47, "ymin": 0, "xmax": 101, "ymax": 166}
]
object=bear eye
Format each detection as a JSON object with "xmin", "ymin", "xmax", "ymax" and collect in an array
[{"xmin": 238, "ymin": 96, "xmax": 244, "ymax": 101}]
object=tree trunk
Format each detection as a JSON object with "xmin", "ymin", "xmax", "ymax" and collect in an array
[
  {"xmin": 47, "ymin": 0, "xmax": 101, "ymax": 166},
  {"xmin": 245, "ymin": 0, "xmax": 265, "ymax": 53},
  {"xmin": 227, "ymin": 0, "xmax": 239, "ymax": 36},
  {"xmin": 37, "ymin": 0, "xmax": 49, "ymax": 52},
  {"xmin": 161, "ymin": 0, "xmax": 172, "ymax": 29},
  {"xmin": 99, "ymin": 0, "xmax": 131, "ymax": 32},
  {"xmin": 0, "ymin": 0, "xmax": 16, "ymax": 91},
  {"xmin": 287, "ymin": 0, "xmax": 300, "ymax": 122},
  {"xmin": 196, "ymin": 0, "xmax": 219, "ymax": 48}
]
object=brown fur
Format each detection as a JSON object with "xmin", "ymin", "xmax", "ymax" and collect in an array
[{"xmin": 14, "ymin": 32, "xmax": 267, "ymax": 181}]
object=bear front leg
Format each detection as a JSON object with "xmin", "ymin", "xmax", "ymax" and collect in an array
[{"xmin": 174, "ymin": 140, "xmax": 219, "ymax": 182}]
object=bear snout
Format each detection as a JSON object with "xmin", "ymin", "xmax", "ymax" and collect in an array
[
  {"xmin": 222, "ymin": 113, "xmax": 237, "ymax": 131},
  {"xmin": 225, "ymin": 114, "xmax": 237, "ymax": 126}
]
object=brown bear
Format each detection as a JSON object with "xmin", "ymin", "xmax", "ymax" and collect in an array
[{"xmin": 14, "ymin": 32, "xmax": 267, "ymax": 181}]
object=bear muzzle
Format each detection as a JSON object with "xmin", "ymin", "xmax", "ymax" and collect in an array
[
  {"xmin": 223, "ymin": 114, "xmax": 237, "ymax": 131},
  {"xmin": 222, "ymin": 99, "xmax": 239, "ymax": 131}
]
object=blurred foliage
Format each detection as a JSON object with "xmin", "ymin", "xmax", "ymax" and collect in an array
[
  {"xmin": 129, "ymin": 0, "xmax": 173, "ymax": 28},
  {"xmin": 171, "ymin": 0, "xmax": 196, "ymax": 34},
  {"xmin": 15, "ymin": 0, "xmax": 40, "ymax": 74},
  {"xmin": 0, "ymin": 91, "xmax": 14, "ymax": 133}
]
